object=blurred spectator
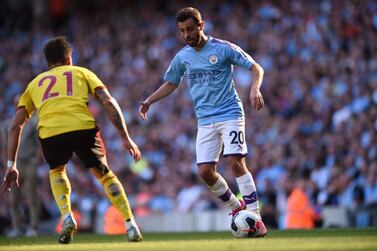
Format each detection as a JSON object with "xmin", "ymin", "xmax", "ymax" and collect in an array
[
  {"xmin": 103, "ymin": 205, "xmax": 126, "ymax": 235},
  {"xmin": 0, "ymin": 104, "xmax": 41, "ymax": 237},
  {"xmin": 259, "ymin": 178, "xmax": 278, "ymax": 228},
  {"xmin": 285, "ymin": 178, "xmax": 319, "ymax": 229},
  {"xmin": 176, "ymin": 174, "xmax": 204, "ymax": 213}
]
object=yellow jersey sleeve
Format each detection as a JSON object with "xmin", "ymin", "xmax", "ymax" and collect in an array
[
  {"xmin": 82, "ymin": 68, "xmax": 106, "ymax": 96},
  {"xmin": 18, "ymin": 85, "xmax": 36, "ymax": 117}
]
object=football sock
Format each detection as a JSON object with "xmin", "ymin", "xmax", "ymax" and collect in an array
[
  {"xmin": 63, "ymin": 212, "xmax": 74, "ymax": 222},
  {"xmin": 49, "ymin": 166, "xmax": 72, "ymax": 217},
  {"xmin": 125, "ymin": 217, "xmax": 137, "ymax": 231},
  {"xmin": 236, "ymin": 172, "xmax": 260, "ymax": 214},
  {"xmin": 99, "ymin": 171, "xmax": 133, "ymax": 221},
  {"xmin": 208, "ymin": 175, "xmax": 241, "ymax": 210}
]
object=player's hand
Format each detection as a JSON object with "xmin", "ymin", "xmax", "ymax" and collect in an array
[
  {"xmin": 1, "ymin": 166, "xmax": 19, "ymax": 192},
  {"xmin": 122, "ymin": 137, "xmax": 141, "ymax": 162},
  {"xmin": 249, "ymin": 86, "xmax": 264, "ymax": 111},
  {"xmin": 139, "ymin": 101, "xmax": 150, "ymax": 120}
]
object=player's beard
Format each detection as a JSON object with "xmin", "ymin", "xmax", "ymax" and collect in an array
[{"xmin": 186, "ymin": 36, "xmax": 199, "ymax": 47}]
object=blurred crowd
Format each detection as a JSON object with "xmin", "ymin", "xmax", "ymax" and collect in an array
[{"xmin": 1, "ymin": 0, "xmax": 377, "ymax": 234}]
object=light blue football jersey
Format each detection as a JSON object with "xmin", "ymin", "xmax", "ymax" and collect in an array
[{"xmin": 164, "ymin": 36, "xmax": 255, "ymax": 126}]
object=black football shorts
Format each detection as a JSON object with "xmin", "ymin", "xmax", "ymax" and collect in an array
[{"xmin": 39, "ymin": 127, "xmax": 109, "ymax": 174}]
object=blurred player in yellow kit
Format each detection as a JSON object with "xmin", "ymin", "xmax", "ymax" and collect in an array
[{"xmin": 1, "ymin": 36, "xmax": 143, "ymax": 243}]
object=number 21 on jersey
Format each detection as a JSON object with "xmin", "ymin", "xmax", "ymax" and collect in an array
[{"xmin": 38, "ymin": 71, "xmax": 73, "ymax": 102}]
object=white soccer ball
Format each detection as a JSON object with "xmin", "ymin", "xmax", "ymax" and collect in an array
[{"xmin": 231, "ymin": 210, "xmax": 259, "ymax": 238}]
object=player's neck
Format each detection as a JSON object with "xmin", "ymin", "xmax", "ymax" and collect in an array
[
  {"xmin": 194, "ymin": 35, "xmax": 208, "ymax": 51},
  {"xmin": 49, "ymin": 58, "xmax": 72, "ymax": 69},
  {"xmin": 49, "ymin": 63, "xmax": 65, "ymax": 69}
]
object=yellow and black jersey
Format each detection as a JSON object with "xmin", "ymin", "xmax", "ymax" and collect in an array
[{"xmin": 18, "ymin": 65, "xmax": 105, "ymax": 139}]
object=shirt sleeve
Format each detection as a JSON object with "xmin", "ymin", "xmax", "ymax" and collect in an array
[
  {"xmin": 163, "ymin": 54, "xmax": 186, "ymax": 85},
  {"xmin": 226, "ymin": 43, "xmax": 255, "ymax": 70},
  {"xmin": 18, "ymin": 86, "xmax": 35, "ymax": 118},
  {"xmin": 85, "ymin": 69, "xmax": 106, "ymax": 95}
]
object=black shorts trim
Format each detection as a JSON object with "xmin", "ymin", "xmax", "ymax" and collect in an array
[{"xmin": 39, "ymin": 127, "xmax": 109, "ymax": 173}]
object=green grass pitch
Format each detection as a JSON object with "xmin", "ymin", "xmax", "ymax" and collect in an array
[{"xmin": 1, "ymin": 228, "xmax": 377, "ymax": 251}]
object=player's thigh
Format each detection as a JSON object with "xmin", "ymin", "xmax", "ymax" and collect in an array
[
  {"xmin": 39, "ymin": 134, "xmax": 73, "ymax": 169},
  {"xmin": 73, "ymin": 128, "xmax": 109, "ymax": 175},
  {"xmin": 196, "ymin": 124, "xmax": 223, "ymax": 164},
  {"xmin": 218, "ymin": 119, "xmax": 248, "ymax": 156}
]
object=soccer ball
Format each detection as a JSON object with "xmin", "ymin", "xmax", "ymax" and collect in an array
[{"xmin": 231, "ymin": 210, "xmax": 259, "ymax": 238}]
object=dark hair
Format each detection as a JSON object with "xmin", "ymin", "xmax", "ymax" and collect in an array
[
  {"xmin": 176, "ymin": 7, "xmax": 202, "ymax": 25},
  {"xmin": 43, "ymin": 36, "xmax": 72, "ymax": 66}
]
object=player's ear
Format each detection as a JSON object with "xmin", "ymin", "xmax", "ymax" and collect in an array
[
  {"xmin": 199, "ymin": 21, "xmax": 205, "ymax": 31},
  {"xmin": 66, "ymin": 56, "xmax": 73, "ymax": 65}
]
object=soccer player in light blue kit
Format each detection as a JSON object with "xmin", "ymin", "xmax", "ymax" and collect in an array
[{"xmin": 139, "ymin": 7, "xmax": 266, "ymax": 237}]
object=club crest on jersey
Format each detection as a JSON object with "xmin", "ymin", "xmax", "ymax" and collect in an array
[{"xmin": 209, "ymin": 55, "xmax": 218, "ymax": 64}]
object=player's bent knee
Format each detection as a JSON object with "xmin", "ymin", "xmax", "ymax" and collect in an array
[
  {"xmin": 90, "ymin": 167, "xmax": 110, "ymax": 179},
  {"xmin": 50, "ymin": 165, "xmax": 66, "ymax": 172},
  {"xmin": 198, "ymin": 164, "xmax": 217, "ymax": 181},
  {"xmin": 229, "ymin": 160, "xmax": 242, "ymax": 169},
  {"xmin": 228, "ymin": 156, "xmax": 249, "ymax": 176},
  {"xmin": 228, "ymin": 155, "xmax": 245, "ymax": 167}
]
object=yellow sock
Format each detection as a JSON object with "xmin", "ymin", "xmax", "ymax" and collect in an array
[
  {"xmin": 49, "ymin": 166, "xmax": 71, "ymax": 217},
  {"xmin": 99, "ymin": 171, "xmax": 133, "ymax": 221}
]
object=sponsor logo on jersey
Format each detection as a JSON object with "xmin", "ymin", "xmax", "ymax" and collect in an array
[{"xmin": 188, "ymin": 70, "xmax": 221, "ymax": 79}]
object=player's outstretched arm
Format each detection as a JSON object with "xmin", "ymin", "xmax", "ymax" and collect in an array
[
  {"xmin": 249, "ymin": 63, "xmax": 265, "ymax": 111},
  {"xmin": 139, "ymin": 81, "xmax": 178, "ymax": 120},
  {"xmin": 94, "ymin": 87, "xmax": 141, "ymax": 161},
  {"xmin": 1, "ymin": 108, "xmax": 29, "ymax": 192}
]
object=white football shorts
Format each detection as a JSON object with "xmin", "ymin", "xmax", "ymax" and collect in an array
[{"xmin": 196, "ymin": 119, "xmax": 248, "ymax": 164}]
